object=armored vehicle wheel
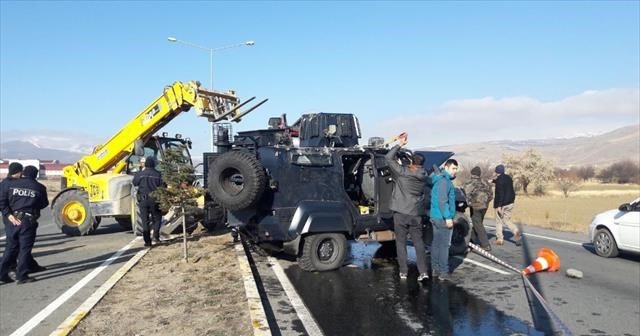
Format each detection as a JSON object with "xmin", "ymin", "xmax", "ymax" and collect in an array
[
  {"xmin": 208, "ymin": 151, "xmax": 266, "ymax": 211},
  {"xmin": 299, "ymin": 233, "xmax": 347, "ymax": 272},
  {"xmin": 53, "ymin": 189, "xmax": 96, "ymax": 236},
  {"xmin": 449, "ymin": 212, "xmax": 472, "ymax": 255},
  {"xmin": 116, "ymin": 218, "xmax": 132, "ymax": 230}
]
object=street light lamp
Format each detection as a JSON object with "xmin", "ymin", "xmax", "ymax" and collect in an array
[{"xmin": 167, "ymin": 36, "xmax": 255, "ymax": 151}]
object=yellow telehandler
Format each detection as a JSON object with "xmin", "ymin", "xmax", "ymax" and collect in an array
[{"xmin": 51, "ymin": 81, "xmax": 266, "ymax": 236}]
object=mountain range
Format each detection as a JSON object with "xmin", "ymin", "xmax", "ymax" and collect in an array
[
  {"xmin": 423, "ymin": 124, "xmax": 639, "ymax": 168},
  {"xmin": 1, "ymin": 125, "xmax": 637, "ymax": 168}
]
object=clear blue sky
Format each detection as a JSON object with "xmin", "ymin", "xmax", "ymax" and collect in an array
[{"xmin": 1, "ymin": 1, "xmax": 639, "ymax": 156}]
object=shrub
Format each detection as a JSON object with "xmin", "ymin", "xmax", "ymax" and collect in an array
[{"xmin": 597, "ymin": 160, "xmax": 640, "ymax": 184}]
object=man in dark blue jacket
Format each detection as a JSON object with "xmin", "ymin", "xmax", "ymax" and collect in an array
[
  {"xmin": 492, "ymin": 164, "xmax": 520, "ymax": 246},
  {"xmin": 430, "ymin": 159, "xmax": 458, "ymax": 281},
  {"xmin": 132, "ymin": 157, "xmax": 164, "ymax": 247},
  {"xmin": 0, "ymin": 163, "xmax": 49, "ymax": 284}
]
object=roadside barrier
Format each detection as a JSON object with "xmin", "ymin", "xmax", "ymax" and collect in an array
[
  {"xmin": 468, "ymin": 242, "xmax": 573, "ymax": 336},
  {"xmin": 522, "ymin": 248, "xmax": 561, "ymax": 275}
]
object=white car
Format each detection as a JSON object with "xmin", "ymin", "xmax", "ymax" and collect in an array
[{"xmin": 589, "ymin": 197, "xmax": 640, "ymax": 257}]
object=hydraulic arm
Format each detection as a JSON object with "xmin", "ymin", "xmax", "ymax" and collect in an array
[{"xmin": 62, "ymin": 81, "xmax": 266, "ymax": 188}]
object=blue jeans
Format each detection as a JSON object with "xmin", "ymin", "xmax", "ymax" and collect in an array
[{"xmin": 430, "ymin": 218, "xmax": 453, "ymax": 274}]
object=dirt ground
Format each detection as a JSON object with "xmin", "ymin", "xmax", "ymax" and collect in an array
[{"xmin": 71, "ymin": 229, "xmax": 252, "ymax": 336}]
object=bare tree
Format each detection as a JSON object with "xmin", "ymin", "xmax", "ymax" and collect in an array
[
  {"xmin": 556, "ymin": 176, "xmax": 581, "ymax": 198},
  {"xmin": 597, "ymin": 160, "xmax": 640, "ymax": 184},
  {"xmin": 576, "ymin": 165, "xmax": 596, "ymax": 181},
  {"xmin": 458, "ymin": 160, "xmax": 493, "ymax": 185},
  {"xmin": 503, "ymin": 149, "xmax": 555, "ymax": 195}
]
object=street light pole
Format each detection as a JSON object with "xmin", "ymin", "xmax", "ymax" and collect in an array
[{"xmin": 167, "ymin": 37, "xmax": 255, "ymax": 152}]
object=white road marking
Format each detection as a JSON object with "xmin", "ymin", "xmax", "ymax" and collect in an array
[
  {"xmin": 457, "ymin": 256, "xmax": 510, "ymax": 275},
  {"xmin": 9, "ymin": 237, "xmax": 141, "ymax": 336},
  {"xmin": 485, "ymin": 225, "xmax": 584, "ymax": 246},
  {"xmin": 236, "ymin": 244, "xmax": 271, "ymax": 336},
  {"xmin": 1, "ymin": 223, "xmax": 56, "ymax": 241},
  {"xmin": 50, "ymin": 246, "xmax": 149, "ymax": 336},
  {"xmin": 268, "ymin": 256, "xmax": 325, "ymax": 336}
]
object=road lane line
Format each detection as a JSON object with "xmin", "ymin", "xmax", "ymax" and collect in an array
[
  {"xmin": 521, "ymin": 232, "xmax": 584, "ymax": 246},
  {"xmin": 50, "ymin": 246, "xmax": 149, "ymax": 336},
  {"xmin": 457, "ymin": 256, "xmax": 510, "ymax": 275},
  {"xmin": 1, "ymin": 223, "xmax": 57, "ymax": 241},
  {"xmin": 236, "ymin": 244, "xmax": 271, "ymax": 336},
  {"xmin": 268, "ymin": 256, "xmax": 324, "ymax": 336},
  {"xmin": 485, "ymin": 225, "xmax": 584, "ymax": 246},
  {"xmin": 9, "ymin": 237, "xmax": 141, "ymax": 336}
]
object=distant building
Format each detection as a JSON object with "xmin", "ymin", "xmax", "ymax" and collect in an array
[{"xmin": 0, "ymin": 159, "xmax": 68, "ymax": 179}]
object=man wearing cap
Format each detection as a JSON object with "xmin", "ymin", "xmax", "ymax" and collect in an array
[
  {"xmin": 463, "ymin": 166, "xmax": 493, "ymax": 251},
  {"xmin": 132, "ymin": 157, "xmax": 165, "ymax": 247},
  {"xmin": 0, "ymin": 163, "xmax": 49, "ymax": 284},
  {"xmin": 492, "ymin": 164, "xmax": 521, "ymax": 246}
]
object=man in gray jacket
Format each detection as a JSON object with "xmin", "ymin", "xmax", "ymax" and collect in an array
[{"xmin": 385, "ymin": 133, "xmax": 430, "ymax": 282}]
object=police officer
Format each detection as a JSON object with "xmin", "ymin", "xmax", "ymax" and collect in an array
[
  {"xmin": 21, "ymin": 166, "xmax": 48, "ymax": 271},
  {"xmin": 0, "ymin": 163, "xmax": 49, "ymax": 284},
  {"xmin": 132, "ymin": 157, "xmax": 164, "ymax": 247},
  {"xmin": 5, "ymin": 165, "xmax": 47, "ymax": 276}
]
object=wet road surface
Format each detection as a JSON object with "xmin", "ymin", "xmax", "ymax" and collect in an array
[
  {"xmin": 285, "ymin": 260, "xmax": 542, "ymax": 336},
  {"xmin": 251, "ymin": 222, "xmax": 640, "ymax": 336}
]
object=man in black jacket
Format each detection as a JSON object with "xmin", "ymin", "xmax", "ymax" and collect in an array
[
  {"xmin": 0, "ymin": 163, "xmax": 49, "ymax": 284},
  {"xmin": 385, "ymin": 133, "xmax": 430, "ymax": 282},
  {"xmin": 492, "ymin": 164, "xmax": 521, "ymax": 246},
  {"xmin": 132, "ymin": 157, "xmax": 164, "ymax": 247}
]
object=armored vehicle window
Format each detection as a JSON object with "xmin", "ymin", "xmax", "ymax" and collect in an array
[{"xmin": 290, "ymin": 152, "xmax": 332, "ymax": 166}]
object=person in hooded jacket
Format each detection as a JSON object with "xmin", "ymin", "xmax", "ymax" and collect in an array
[{"xmin": 132, "ymin": 157, "xmax": 165, "ymax": 247}]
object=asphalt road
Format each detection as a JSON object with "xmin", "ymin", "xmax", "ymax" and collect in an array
[
  {"xmin": 0, "ymin": 209, "xmax": 141, "ymax": 336},
  {"xmin": 2, "ymin": 211, "xmax": 639, "ymax": 336},
  {"xmin": 257, "ymin": 221, "xmax": 640, "ymax": 336}
]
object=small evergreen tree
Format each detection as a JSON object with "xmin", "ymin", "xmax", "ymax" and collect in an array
[{"xmin": 151, "ymin": 148, "xmax": 204, "ymax": 216}]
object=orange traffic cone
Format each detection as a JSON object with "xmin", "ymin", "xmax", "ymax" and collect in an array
[{"xmin": 522, "ymin": 248, "xmax": 561, "ymax": 275}]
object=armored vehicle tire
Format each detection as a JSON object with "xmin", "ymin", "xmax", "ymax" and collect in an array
[
  {"xmin": 449, "ymin": 212, "xmax": 472, "ymax": 256},
  {"xmin": 116, "ymin": 218, "xmax": 132, "ymax": 230},
  {"xmin": 208, "ymin": 151, "xmax": 267, "ymax": 211},
  {"xmin": 299, "ymin": 233, "xmax": 347, "ymax": 272},
  {"xmin": 53, "ymin": 189, "xmax": 96, "ymax": 236}
]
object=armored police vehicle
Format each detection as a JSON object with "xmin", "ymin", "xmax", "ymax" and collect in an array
[{"xmin": 204, "ymin": 113, "xmax": 471, "ymax": 271}]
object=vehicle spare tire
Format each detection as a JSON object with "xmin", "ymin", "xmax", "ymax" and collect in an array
[
  {"xmin": 208, "ymin": 150, "xmax": 266, "ymax": 211},
  {"xmin": 449, "ymin": 211, "xmax": 472, "ymax": 256}
]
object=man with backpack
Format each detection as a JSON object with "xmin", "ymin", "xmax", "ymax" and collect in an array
[{"xmin": 463, "ymin": 166, "xmax": 493, "ymax": 251}]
